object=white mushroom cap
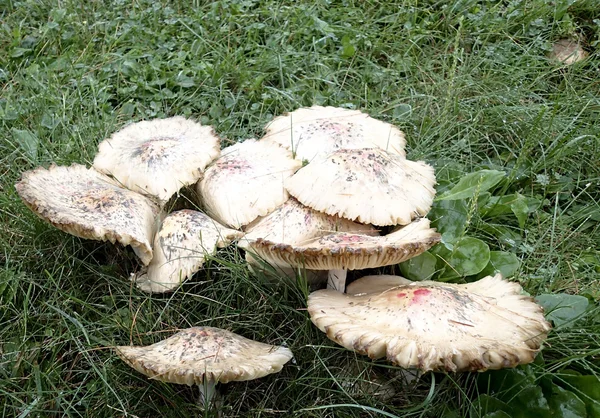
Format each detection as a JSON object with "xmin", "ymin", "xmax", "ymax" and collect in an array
[
  {"xmin": 135, "ymin": 210, "xmax": 243, "ymax": 293},
  {"xmin": 93, "ymin": 117, "xmax": 221, "ymax": 203},
  {"xmin": 549, "ymin": 39, "xmax": 588, "ymax": 65},
  {"xmin": 15, "ymin": 164, "xmax": 161, "ymax": 265},
  {"xmin": 197, "ymin": 139, "xmax": 302, "ymax": 229},
  {"xmin": 116, "ymin": 327, "xmax": 293, "ymax": 385},
  {"xmin": 250, "ymin": 218, "xmax": 440, "ymax": 271},
  {"xmin": 285, "ymin": 148, "xmax": 436, "ymax": 226},
  {"xmin": 308, "ymin": 274, "xmax": 551, "ymax": 372},
  {"xmin": 263, "ymin": 106, "xmax": 406, "ymax": 162}
]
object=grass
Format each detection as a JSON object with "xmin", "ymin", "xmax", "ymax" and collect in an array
[{"xmin": 1, "ymin": 0, "xmax": 599, "ymax": 416}]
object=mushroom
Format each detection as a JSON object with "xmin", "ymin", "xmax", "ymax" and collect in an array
[
  {"xmin": 134, "ymin": 210, "xmax": 244, "ymax": 293},
  {"xmin": 116, "ymin": 326, "xmax": 293, "ymax": 404},
  {"xmin": 197, "ymin": 139, "xmax": 302, "ymax": 229},
  {"xmin": 250, "ymin": 218, "xmax": 441, "ymax": 291},
  {"xmin": 549, "ymin": 39, "xmax": 588, "ymax": 66},
  {"xmin": 262, "ymin": 105, "xmax": 406, "ymax": 162},
  {"xmin": 285, "ymin": 148, "xmax": 436, "ymax": 226},
  {"xmin": 239, "ymin": 197, "xmax": 376, "ymax": 285},
  {"xmin": 307, "ymin": 274, "xmax": 551, "ymax": 372},
  {"xmin": 15, "ymin": 164, "xmax": 161, "ymax": 265},
  {"xmin": 93, "ymin": 116, "xmax": 221, "ymax": 204}
]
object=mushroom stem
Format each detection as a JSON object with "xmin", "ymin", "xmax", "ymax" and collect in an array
[{"xmin": 327, "ymin": 269, "xmax": 347, "ymax": 292}]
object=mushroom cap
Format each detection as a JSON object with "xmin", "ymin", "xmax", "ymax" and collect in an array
[
  {"xmin": 240, "ymin": 197, "xmax": 377, "ymax": 249},
  {"xmin": 308, "ymin": 274, "xmax": 551, "ymax": 372},
  {"xmin": 135, "ymin": 210, "xmax": 244, "ymax": 293},
  {"xmin": 251, "ymin": 218, "xmax": 440, "ymax": 271},
  {"xmin": 263, "ymin": 106, "xmax": 406, "ymax": 162},
  {"xmin": 93, "ymin": 116, "xmax": 221, "ymax": 203},
  {"xmin": 116, "ymin": 326, "xmax": 293, "ymax": 385},
  {"xmin": 15, "ymin": 164, "xmax": 161, "ymax": 265},
  {"xmin": 197, "ymin": 139, "xmax": 302, "ymax": 229},
  {"xmin": 549, "ymin": 39, "xmax": 588, "ymax": 65},
  {"xmin": 285, "ymin": 148, "xmax": 436, "ymax": 226}
]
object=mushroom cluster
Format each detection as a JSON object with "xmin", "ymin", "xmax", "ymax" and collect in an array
[{"xmin": 14, "ymin": 106, "xmax": 551, "ymax": 402}]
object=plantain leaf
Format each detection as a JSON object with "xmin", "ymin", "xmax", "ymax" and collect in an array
[{"xmin": 438, "ymin": 170, "xmax": 505, "ymax": 201}]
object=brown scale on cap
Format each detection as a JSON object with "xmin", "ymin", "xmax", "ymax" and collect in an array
[
  {"xmin": 15, "ymin": 164, "xmax": 161, "ymax": 265},
  {"xmin": 308, "ymin": 274, "xmax": 551, "ymax": 372},
  {"xmin": 116, "ymin": 326, "xmax": 293, "ymax": 385}
]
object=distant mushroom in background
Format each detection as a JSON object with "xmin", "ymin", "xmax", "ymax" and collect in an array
[
  {"xmin": 116, "ymin": 326, "xmax": 293, "ymax": 406},
  {"xmin": 197, "ymin": 139, "xmax": 302, "ymax": 229},
  {"xmin": 93, "ymin": 116, "xmax": 221, "ymax": 204},
  {"xmin": 15, "ymin": 164, "xmax": 162, "ymax": 265},
  {"xmin": 262, "ymin": 105, "xmax": 406, "ymax": 161},
  {"xmin": 134, "ymin": 210, "xmax": 243, "ymax": 293},
  {"xmin": 308, "ymin": 274, "xmax": 551, "ymax": 372}
]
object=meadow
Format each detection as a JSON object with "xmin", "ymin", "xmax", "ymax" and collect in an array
[{"xmin": 1, "ymin": 0, "xmax": 599, "ymax": 416}]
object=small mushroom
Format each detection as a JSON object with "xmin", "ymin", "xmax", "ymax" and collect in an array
[
  {"xmin": 15, "ymin": 164, "xmax": 161, "ymax": 265},
  {"xmin": 134, "ymin": 210, "xmax": 243, "ymax": 293},
  {"xmin": 307, "ymin": 274, "xmax": 551, "ymax": 372},
  {"xmin": 251, "ymin": 218, "xmax": 440, "ymax": 291},
  {"xmin": 263, "ymin": 106, "xmax": 406, "ymax": 161},
  {"xmin": 116, "ymin": 326, "xmax": 293, "ymax": 404},
  {"xmin": 197, "ymin": 139, "xmax": 302, "ymax": 229},
  {"xmin": 549, "ymin": 39, "xmax": 588, "ymax": 66},
  {"xmin": 94, "ymin": 116, "xmax": 221, "ymax": 203},
  {"xmin": 285, "ymin": 148, "xmax": 436, "ymax": 226}
]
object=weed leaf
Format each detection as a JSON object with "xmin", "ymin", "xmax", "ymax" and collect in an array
[
  {"xmin": 438, "ymin": 170, "xmax": 505, "ymax": 201},
  {"xmin": 399, "ymin": 251, "xmax": 437, "ymax": 281},
  {"xmin": 535, "ymin": 294, "xmax": 589, "ymax": 328}
]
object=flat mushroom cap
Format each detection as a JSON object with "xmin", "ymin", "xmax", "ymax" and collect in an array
[
  {"xmin": 15, "ymin": 164, "xmax": 161, "ymax": 265},
  {"xmin": 251, "ymin": 218, "xmax": 440, "ymax": 271},
  {"xmin": 197, "ymin": 139, "xmax": 303, "ymax": 229},
  {"xmin": 93, "ymin": 116, "xmax": 220, "ymax": 203},
  {"xmin": 308, "ymin": 274, "xmax": 551, "ymax": 372},
  {"xmin": 285, "ymin": 148, "xmax": 436, "ymax": 226},
  {"xmin": 116, "ymin": 326, "xmax": 293, "ymax": 385},
  {"xmin": 263, "ymin": 106, "xmax": 406, "ymax": 162},
  {"xmin": 135, "ymin": 210, "xmax": 243, "ymax": 293}
]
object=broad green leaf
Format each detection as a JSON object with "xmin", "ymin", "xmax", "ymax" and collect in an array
[
  {"xmin": 399, "ymin": 251, "xmax": 437, "ymax": 281},
  {"xmin": 483, "ymin": 412, "xmax": 512, "ymax": 418},
  {"xmin": 546, "ymin": 384, "xmax": 587, "ymax": 418},
  {"xmin": 12, "ymin": 128, "xmax": 39, "ymax": 163},
  {"xmin": 340, "ymin": 35, "xmax": 356, "ymax": 58},
  {"xmin": 429, "ymin": 199, "xmax": 468, "ymax": 243},
  {"xmin": 535, "ymin": 294, "xmax": 589, "ymax": 328},
  {"xmin": 470, "ymin": 395, "xmax": 513, "ymax": 417},
  {"xmin": 438, "ymin": 170, "xmax": 505, "ymax": 201},
  {"xmin": 479, "ymin": 223, "xmax": 523, "ymax": 249},
  {"xmin": 440, "ymin": 237, "xmax": 490, "ymax": 279},
  {"xmin": 475, "ymin": 251, "xmax": 520, "ymax": 279},
  {"xmin": 557, "ymin": 375, "xmax": 600, "ymax": 417},
  {"xmin": 511, "ymin": 194, "xmax": 530, "ymax": 229},
  {"xmin": 512, "ymin": 385, "xmax": 551, "ymax": 417}
]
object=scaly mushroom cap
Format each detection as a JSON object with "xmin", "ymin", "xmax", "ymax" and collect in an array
[
  {"xmin": 15, "ymin": 164, "xmax": 161, "ymax": 265},
  {"xmin": 116, "ymin": 327, "xmax": 293, "ymax": 385},
  {"xmin": 285, "ymin": 148, "xmax": 436, "ymax": 226},
  {"xmin": 93, "ymin": 117, "xmax": 220, "ymax": 203},
  {"xmin": 197, "ymin": 139, "xmax": 303, "ymax": 229},
  {"xmin": 239, "ymin": 197, "xmax": 376, "ymax": 249},
  {"xmin": 251, "ymin": 218, "xmax": 440, "ymax": 270},
  {"xmin": 308, "ymin": 274, "xmax": 551, "ymax": 372},
  {"xmin": 263, "ymin": 106, "xmax": 406, "ymax": 162},
  {"xmin": 135, "ymin": 210, "xmax": 243, "ymax": 293}
]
